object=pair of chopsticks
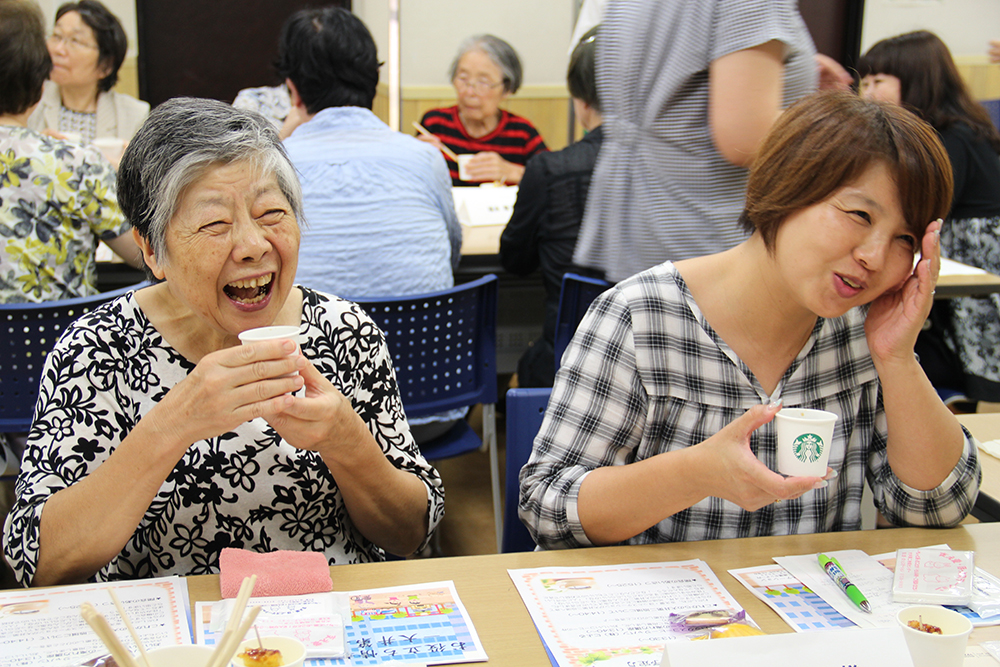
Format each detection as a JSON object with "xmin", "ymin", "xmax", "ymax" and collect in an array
[
  {"xmin": 80, "ymin": 589, "xmax": 151, "ymax": 667},
  {"xmin": 81, "ymin": 575, "xmax": 259, "ymax": 667},
  {"xmin": 205, "ymin": 574, "xmax": 260, "ymax": 667},
  {"xmin": 412, "ymin": 121, "xmax": 460, "ymax": 161}
]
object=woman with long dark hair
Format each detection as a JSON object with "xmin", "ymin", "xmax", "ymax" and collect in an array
[{"xmin": 859, "ymin": 30, "xmax": 1000, "ymax": 406}]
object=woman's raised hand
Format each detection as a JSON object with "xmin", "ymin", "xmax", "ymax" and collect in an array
[
  {"xmin": 699, "ymin": 403, "xmax": 825, "ymax": 511},
  {"xmin": 149, "ymin": 339, "xmax": 305, "ymax": 448},
  {"xmin": 264, "ymin": 355, "xmax": 371, "ymax": 456},
  {"xmin": 864, "ymin": 219, "xmax": 942, "ymax": 364}
]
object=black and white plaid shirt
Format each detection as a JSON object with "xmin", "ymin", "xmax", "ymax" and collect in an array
[{"xmin": 519, "ymin": 262, "xmax": 981, "ymax": 549}]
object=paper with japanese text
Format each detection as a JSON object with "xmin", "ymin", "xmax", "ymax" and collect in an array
[
  {"xmin": 195, "ymin": 581, "xmax": 485, "ymax": 666},
  {"xmin": 508, "ymin": 559, "xmax": 751, "ymax": 667},
  {"xmin": 0, "ymin": 576, "xmax": 191, "ymax": 667}
]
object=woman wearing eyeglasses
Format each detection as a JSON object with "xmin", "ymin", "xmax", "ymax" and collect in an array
[
  {"xmin": 417, "ymin": 34, "xmax": 547, "ymax": 186},
  {"xmin": 27, "ymin": 0, "xmax": 148, "ymax": 147}
]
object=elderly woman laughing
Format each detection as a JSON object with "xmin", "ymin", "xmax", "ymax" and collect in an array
[{"xmin": 3, "ymin": 98, "xmax": 444, "ymax": 586}]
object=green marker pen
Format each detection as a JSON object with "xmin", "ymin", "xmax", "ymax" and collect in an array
[{"xmin": 818, "ymin": 553, "xmax": 872, "ymax": 613}]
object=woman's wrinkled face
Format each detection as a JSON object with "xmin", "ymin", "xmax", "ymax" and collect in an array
[
  {"xmin": 859, "ymin": 73, "xmax": 902, "ymax": 105},
  {"xmin": 142, "ymin": 161, "xmax": 300, "ymax": 339},
  {"xmin": 47, "ymin": 11, "xmax": 109, "ymax": 90},
  {"xmin": 452, "ymin": 50, "xmax": 508, "ymax": 125}
]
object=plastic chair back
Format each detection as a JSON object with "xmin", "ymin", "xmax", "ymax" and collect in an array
[
  {"xmin": 503, "ymin": 387, "xmax": 551, "ymax": 552},
  {"xmin": 554, "ymin": 273, "xmax": 611, "ymax": 372},
  {"xmin": 0, "ymin": 283, "xmax": 149, "ymax": 433},
  {"xmin": 351, "ymin": 274, "xmax": 499, "ymax": 418},
  {"xmin": 351, "ymin": 274, "xmax": 503, "ymax": 549}
]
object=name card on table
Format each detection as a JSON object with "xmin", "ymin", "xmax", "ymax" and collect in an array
[
  {"xmin": 453, "ymin": 185, "xmax": 518, "ymax": 227},
  {"xmin": 661, "ymin": 626, "xmax": 913, "ymax": 667}
]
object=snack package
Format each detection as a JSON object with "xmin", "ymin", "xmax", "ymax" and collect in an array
[
  {"xmin": 892, "ymin": 549, "xmax": 974, "ymax": 605},
  {"xmin": 668, "ymin": 609, "xmax": 766, "ymax": 640}
]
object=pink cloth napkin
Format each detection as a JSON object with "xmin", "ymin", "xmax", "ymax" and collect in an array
[{"xmin": 219, "ymin": 548, "xmax": 333, "ymax": 598}]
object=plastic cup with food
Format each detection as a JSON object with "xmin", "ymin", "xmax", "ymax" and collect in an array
[{"xmin": 896, "ymin": 605, "xmax": 972, "ymax": 667}]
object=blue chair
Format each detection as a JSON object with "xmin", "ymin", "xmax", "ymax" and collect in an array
[
  {"xmin": 0, "ymin": 282, "xmax": 149, "ymax": 479},
  {"xmin": 350, "ymin": 275, "xmax": 502, "ymax": 550},
  {"xmin": 982, "ymin": 99, "xmax": 1000, "ymax": 131},
  {"xmin": 503, "ymin": 387, "xmax": 551, "ymax": 553},
  {"xmin": 553, "ymin": 273, "xmax": 612, "ymax": 372}
]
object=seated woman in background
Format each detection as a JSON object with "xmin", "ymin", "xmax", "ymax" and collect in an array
[
  {"xmin": 858, "ymin": 30, "xmax": 1000, "ymax": 408},
  {"xmin": 3, "ymin": 98, "xmax": 445, "ymax": 586},
  {"xmin": 417, "ymin": 34, "xmax": 547, "ymax": 185},
  {"xmin": 28, "ymin": 0, "xmax": 149, "ymax": 146},
  {"xmin": 520, "ymin": 92, "xmax": 981, "ymax": 549},
  {"xmin": 500, "ymin": 27, "xmax": 605, "ymax": 387},
  {"xmin": 1, "ymin": 0, "xmax": 140, "ymax": 305}
]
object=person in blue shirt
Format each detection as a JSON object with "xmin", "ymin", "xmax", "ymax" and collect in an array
[{"xmin": 277, "ymin": 6, "xmax": 463, "ymax": 442}]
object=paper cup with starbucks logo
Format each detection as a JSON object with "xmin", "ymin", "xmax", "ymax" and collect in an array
[{"xmin": 774, "ymin": 408, "xmax": 837, "ymax": 477}]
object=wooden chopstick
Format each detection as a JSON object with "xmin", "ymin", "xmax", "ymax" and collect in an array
[
  {"xmin": 412, "ymin": 121, "xmax": 460, "ymax": 161},
  {"xmin": 108, "ymin": 588, "xmax": 152, "ymax": 667},
  {"xmin": 80, "ymin": 602, "xmax": 142, "ymax": 667},
  {"xmin": 208, "ymin": 605, "xmax": 261, "ymax": 667},
  {"xmin": 208, "ymin": 574, "xmax": 258, "ymax": 667},
  {"xmin": 225, "ymin": 574, "xmax": 257, "ymax": 634}
]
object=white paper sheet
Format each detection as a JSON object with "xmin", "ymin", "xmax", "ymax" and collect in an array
[
  {"xmin": 660, "ymin": 626, "xmax": 914, "ymax": 667},
  {"xmin": 774, "ymin": 549, "xmax": 910, "ymax": 628},
  {"xmin": 0, "ymin": 576, "xmax": 192, "ymax": 667},
  {"xmin": 452, "ymin": 186, "xmax": 518, "ymax": 226},
  {"xmin": 940, "ymin": 257, "xmax": 989, "ymax": 276},
  {"xmin": 509, "ymin": 559, "xmax": 753, "ymax": 667}
]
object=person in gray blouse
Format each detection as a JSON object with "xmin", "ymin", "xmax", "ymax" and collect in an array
[{"xmin": 574, "ymin": 0, "xmax": 851, "ymax": 283}]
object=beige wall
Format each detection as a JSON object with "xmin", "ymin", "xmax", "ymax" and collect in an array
[{"xmin": 862, "ymin": 0, "xmax": 1000, "ymax": 57}]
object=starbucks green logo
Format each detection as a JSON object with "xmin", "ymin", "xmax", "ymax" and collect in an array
[{"xmin": 793, "ymin": 433, "xmax": 824, "ymax": 463}]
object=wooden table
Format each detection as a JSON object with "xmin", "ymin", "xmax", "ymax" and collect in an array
[
  {"xmin": 959, "ymin": 413, "xmax": 1000, "ymax": 521},
  {"xmin": 185, "ymin": 523, "xmax": 1000, "ymax": 665}
]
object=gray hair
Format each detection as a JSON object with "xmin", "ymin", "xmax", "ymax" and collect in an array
[
  {"xmin": 449, "ymin": 34, "xmax": 522, "ymax": 94},
  {"xmin": 117, "ymin": 97, "xmax": 304, "ymax": 266}
]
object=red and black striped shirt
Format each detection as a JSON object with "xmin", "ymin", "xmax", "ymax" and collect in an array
[{"xmin": 419, "ymin": 105, "xmax": 548, "ymax": 185}]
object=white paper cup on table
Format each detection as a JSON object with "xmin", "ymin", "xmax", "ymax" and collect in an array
[
  {"xmin": 896, "ymin": 605, "xmax": 972, "ymax": 667},
  {"xmin": 238, "ymin": 325, "xmax": 302, "ymax": 376},
  {"xmin": 92, "ymin": 137, "xmax": 127, "ymax": 167},
  {"xmin": 231, "ymin": 636, "xmax": 306, "ymax": 667},
  {"xmin": 457, "ymin": 153, "xmax": 474, "ymax": 181},
  {"xmin": 774, "ymin": 408, "xmax": 836, "ymax": 476},
  {"xmin": 146, "ymin": 645, "xmax": 215, "ymax": 667}
]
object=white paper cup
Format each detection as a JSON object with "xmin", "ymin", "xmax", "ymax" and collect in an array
[
  {"xmin": 92, "ymin": 137, "xmax": 127, "ymax": 166},
  {"xmin": 457, "ymin": 154, "xmax": 474, "ymax": 181},
  {"xmin": 231, "ymin": 636, "xmax": 306, "ymax": 667},
  {"xmin": 147, "ymin": 645, "xmax": 215, "ymax": 667},
  {"xmin": 238, "ymin": 325, "xmax": 301, "ymax": 377},
  {"xmin": 238, "ymin": 325, "xmax": 301, "ymax": 344},
  {"xmin": 896, "ymin": 605, "xmax": 972, "ymax": 667},
  {"xmin": 774, "ymin": 408, "xmax": 837, "ymax": 476},
  {"xmin": 60, "ymin": 131, "xmax": 83, "ymax": 144}
]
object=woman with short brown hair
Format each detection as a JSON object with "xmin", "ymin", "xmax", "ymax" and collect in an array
[{"xmin": 520, "ymin": 92, "xmax": 980, "ymax": 549}]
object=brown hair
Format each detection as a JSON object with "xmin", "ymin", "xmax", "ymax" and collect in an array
[
  {"xmin": 741, "ymin": 91, "xmax": 953, "ymax": 251},
  {"xmin": 857, "ymin": 30, "xmax": 1000, "ymax": 153},
  {"xmin": 0, "ymin": 0, "xmax": 51, "ymax": 116}
]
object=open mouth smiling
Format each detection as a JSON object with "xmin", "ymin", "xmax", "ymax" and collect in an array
[{"xmin": 224, "ymin": 273, "xmax": 274, "ymax": 304}]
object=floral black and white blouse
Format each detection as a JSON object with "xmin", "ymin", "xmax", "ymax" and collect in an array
[{"xmin": 3, "ymin": 286, "xmax": 445, "ymax": 585}]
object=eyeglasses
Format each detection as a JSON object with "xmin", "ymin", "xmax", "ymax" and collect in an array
[
  {"xmin": 453, "ymin": 76, "xmax": 504, "ymax": 94},
  {"xmin": 47, "ymin": 32, "xmax": 99, "ymax": 52}
]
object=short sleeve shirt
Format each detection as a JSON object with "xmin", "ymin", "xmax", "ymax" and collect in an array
[{"xmin": 1, "ymin": 126, "xmax": 129, "ymax": 303}]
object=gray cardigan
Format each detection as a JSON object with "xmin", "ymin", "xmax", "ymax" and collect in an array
[{"xmin": 27, "ymin": 80, "xmax": 150, "ymax": 142}]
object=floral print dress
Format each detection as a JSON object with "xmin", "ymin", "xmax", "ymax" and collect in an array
[{"xmin": 2, "ymin": 287, "xmax": 445, "ymax": 585}]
